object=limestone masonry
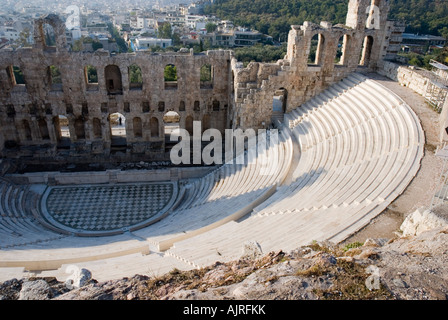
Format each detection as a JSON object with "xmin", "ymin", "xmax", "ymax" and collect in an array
[{"xmin": 0, "ymin": 0, "xmax": 403, "ymax": 164}]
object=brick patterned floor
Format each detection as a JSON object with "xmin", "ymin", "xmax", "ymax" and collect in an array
[{"xmin": 45, "ymin": 183, "xmax": 174, "ymax": 232}]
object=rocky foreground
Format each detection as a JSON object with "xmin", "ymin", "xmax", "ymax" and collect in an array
[{"xmin": 1, "ymin": 220, "xmax": 448, "ymax": 300}]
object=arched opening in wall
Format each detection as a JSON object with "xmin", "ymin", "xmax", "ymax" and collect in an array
[
  {"xmin": 47, "ymin": 65, "xmax": 62, "ymax": 91},
  {"xmin": 92, "ymin": 118, "xmax": 102, "ymax": 139},
  {"xmin": 109, "ymin": 112, "xmax": 126, "ymax": 150},
  {"xmin": 200, "ymin": 64, "xmax": 213, "ymax": 89},
  {"xmin": 129, "ymin": 64, "xmax": 143, "ymax": 90},
  {"xmin": 22, "ymin": 120, "xmax": 32, "ymax": 141},
  {"xmin": 150, "ymin": 117, "xmax": 159, "ymax": 138},
  {"xmin": 54, "ymin": 115, "xmax": 71, "ymax": 148},
  {"xmin": 335, "ymin": 35, "xmax": 346, "ymax": 65},
  {"xmin": 42, "ymin": 23, "xmax": 56, "ymax": 49},
  {"xmin": 272, "ymin": 88, "xmax": 288, "ymax": 122},
  {"xmin": 85, "ymin": 65, "xmax": 98, "ymax": 91},
  {"xmin": 6, "ymin": 65, "xmax": 26, "ymax": 86},
  {"xmin": 308, "ymin": 34, "xmax": 325, "ymax": 66},
  {"xmin": 179, "ymin": 101, "xmax": 186, "ymax": 112},
  {"xmin": 164, "ymin": 64, "xmax": 177, "ymax": 89},
  {"xmin": 359, "ymin": 36, "xmax": 374, "ymax": 67},
  {"xmin": 185, "ymin": 115, "xmax": 193, "ymax": 136},
  {"xmin": 194, "ymin": 101, "xmax": 200, "ymax": 112},
  {"xmin": 133, "ymin": 117, "xmax": 143, "ymax": 138},
  {"xmin": 74, "ymin": 118, "xmax": 86, "ymax": 140},
  {"xmin": 163, "ymin": 111, "xmax": 180, "ymax": 151},
  {"xmin": 105, "ymin": 65, "xmax": 123, "ymax": 95},
  {"xmin": 38, "ymin": 118, "xmax": 50, "ymax": 140}
]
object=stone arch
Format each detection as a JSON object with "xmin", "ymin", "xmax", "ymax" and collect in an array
[
  {"xmin": 129, "ymin": 64, "xmax": 143, "ymax": 90},
  {"xmin": 193, "ymin": 100, "xmax": 200, "ymax": 112},
  {"xmin": 6, "ymin": 65, "xmax": 25, "ymax": 86},
  {"xmin": 308, "ymin": 33, "xmax": 325, "ymax": 65},
  {"xmin": 34, "ymin": 14, "xmax": 67, "ymax": 51},
  {"xmin": 42, "ymin": 23, "xmax": 56, "ymax": 48},
  {"xmin": 53, "ymin": 115, "xmax": 70, "ymax": 144},
  {"xmin": 200, "ymin": 64, "xmax": 213, "ymax": 89},
  {"xmin": 38, "ymin": 118, "xmax": 50, "ymax": 140},
  {"xmin": 74, "ymin": 118, "xmax": 86, "ymax": 140},
  {"xmin": 164, "ymin": 64, "xmax": 178, "ymax": 89},
  {"xmin": 179, "ymin": 100, "xmax": 186, "ymax": 112},
  {"xmin": 109, "ymin": 112, "xmax": 126, "ymax": 149},
  {"xmin": 133, "ymin": 117, "xmax": 143, "ymax": 138},
  {"xmin": 273, "ymin": 88, "xmax": 288, "ymax": 114},
  {"xmin": 163, "ymin": 111, "xmax": 180, "ymax": 151},
  {"xmin": 105, "ymin": 65, "xmax": 123, "ymax": 95},
  {"xmin": 47, "ymin": 65, "xmax": 62, "ymax": 90},
  {"xmin": 359, "ymin": 35, "xmax": 374, "ymax": 66},
  {"xmin": 335, "ymin": 35, "xmax": 347, "ymax": 65},
  {"xmin": 22, "ymin": 119, "xmax": 32, "ymax": 141},
  {"xmin": 212, "ymin": 100, "xmax": 220, "ymax": 112},
  {"xmin": 92, "ymin": 117, "xmax": 102, "ymax": 139},
  {"xmin": 339, "ymin": 34, "xmax": 351, "ymax": 66},
  {"xmin": 150, "ymin": 117, "xmax": 159, "ymax": 138},
  {"xmin": 85, "ymin": 65, "xmax": 98, "ymax": 91}
]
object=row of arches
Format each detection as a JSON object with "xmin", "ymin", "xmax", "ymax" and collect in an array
[
  {"xmin": 6, "ymin": 63, "xmax": 215, "ymax": 94},
  {"xmin": 307, "ymin": 34, "xmax": 374, "ymax": 67},
  {"xmin": 17, "ymin": 112, "xmax": 214, "ymax": 145}
]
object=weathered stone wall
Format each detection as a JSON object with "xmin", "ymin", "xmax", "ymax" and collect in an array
[
  {"xmin": 0, "ymin": 14, "xmax": 233, "ymax": 163},
  {"xmin": 0, "ymin": 0, "xmax": 400, "ymax": 163},
  {"xmin": 379, "ymin": 60, "xmax": 448, "ymax": 144},
  {"xmin": 379, "ymin": 61, "xmax": 431, "ymax": 96},
  {"xmin": 233, "ymin": 0, "xmax": 394, "ymax": 130}
]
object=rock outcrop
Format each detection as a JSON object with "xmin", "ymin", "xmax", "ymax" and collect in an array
[{"xmin": 1, "ymin": 223, "xmax": 447, "ymax": 300}]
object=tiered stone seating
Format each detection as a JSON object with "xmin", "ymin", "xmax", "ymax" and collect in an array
[
  {"xmin": 0, "ymin": 72, "xmax": 424, "ymax": 281},
  {"xmin": 163, "ymin": 73, "xmax": 424, "ymax": 268},
  {"xmin": 0, "ymin": 126, "xmax": 293, "ymax": 278},
  {"xmin": 0, "ymin": 181, "xmax": 66, "ymax": 249},
  {"xmin": 133, "ymin": 128, "xmax": 293, "ymax": 251}
]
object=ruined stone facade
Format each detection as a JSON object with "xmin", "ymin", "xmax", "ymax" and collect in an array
[
  {"xmin": 232, "ymin": 0, "xmax": 398, "ymax": 130},
  {"xmin": 0, "ymin": 0, "xmax": 400, "ymax": 164}
]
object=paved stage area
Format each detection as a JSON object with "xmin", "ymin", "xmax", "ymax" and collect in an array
[{"xmin": 43, "ymin": 182, "xmax": 175, "ymax": 233}]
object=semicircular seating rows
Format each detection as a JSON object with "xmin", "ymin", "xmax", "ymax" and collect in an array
[{"xmin": 0, "ymin": 73, "xmax": 425, "ymax": 281}]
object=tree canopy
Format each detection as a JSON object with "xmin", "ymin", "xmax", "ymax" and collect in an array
[{"xmin": 203, "ymin": 0, "xmax": 448, "ymax": 39}]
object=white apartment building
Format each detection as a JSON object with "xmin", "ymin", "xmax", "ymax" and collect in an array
[
  {"xmin": 132, "ymin": 37, "xmax": 172, "ymax": 51},
  {"xmin": 0, "ymin": 27, "xmax": 20, "ymax": 42}
]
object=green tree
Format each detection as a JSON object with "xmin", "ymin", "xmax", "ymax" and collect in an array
[
  {"xmin": 129, "ymin": 65, "xmax": 142, "ymax": 84},
  {"xmin": 200, "ymin": 64, "xmax": 212, "ymax": 82},
  {"xmin": 86, "ymin": 65, "xmax": 98, "ymax": 83},
  {"xmin": 164, "ymin": 65, "xmax": 177, "ymax": 82},
  {"xmin": 12, "ymin": 66, "xmax": 25, "ymax": 84},
  {"xmin": 50, "ymin": 65, "xmax": 61, "ymax": 84},
  {"xmin": 72, "ymin": 38, "xmax": 84, "ymax": 51},
  {"xmin": 205, "ymin": 22, "xmax": 218, "ymax": 33},
  {"xmin": 92, "ymin": 41, "xmax": 103, "ymax": 51},
  {"xmin": 14, "ymin": 28, "xmax": 32, "ymax": 48},
  {"xmin": 203, "ymin": 0, "xmax": 448, "ymax": 40},
  {"xmin": 107, "ymin": 23, "xmax": 128, "ymax": 53},
  {"xmin": 158, "ymin": 23, "xmax": 172, "ymax": 39}
]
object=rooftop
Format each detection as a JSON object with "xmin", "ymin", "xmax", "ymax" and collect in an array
[{"xmin": 402, "ymin": 33, "xmax": 446, "ymax": 41}]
